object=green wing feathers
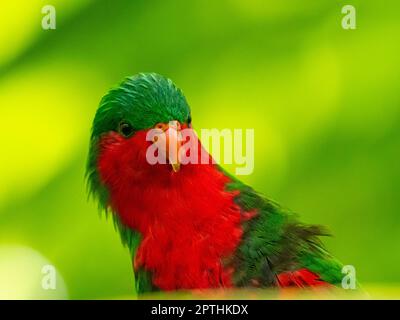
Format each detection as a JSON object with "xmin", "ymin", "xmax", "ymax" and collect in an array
[{"xmin": 222, "ymin": 167, "xmax": 343, "ymax": 287}]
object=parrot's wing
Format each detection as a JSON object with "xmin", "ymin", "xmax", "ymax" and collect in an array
[{"xmin": 217, "ymin": 165, "xmax": 344, "ymax": 288}]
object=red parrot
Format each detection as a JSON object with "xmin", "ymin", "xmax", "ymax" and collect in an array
[{"xmin": 86, "ymin": 73, "xmax": 344, "ymax": 294}]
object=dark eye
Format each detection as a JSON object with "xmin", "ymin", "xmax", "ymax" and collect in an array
[
  {"xmin": 118, "ymin": 121, "xmax": 134, "ymax": 137},
  {"xmin": 187, "ymin": 115, "xmax": 192, "ymax": 127}
]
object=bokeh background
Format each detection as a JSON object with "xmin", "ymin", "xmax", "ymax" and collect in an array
[{"xmin": 1, "ymin": 0, "xmax": 399, "ymax": 299}]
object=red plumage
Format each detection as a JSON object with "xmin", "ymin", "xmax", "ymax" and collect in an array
[
  {"xmin": 98, "ymin": 129, "xmax": 243, "ymax": 290},
  {"xmin": 98, "ymin": 129, "xmax": 331, "ymax": 291}
]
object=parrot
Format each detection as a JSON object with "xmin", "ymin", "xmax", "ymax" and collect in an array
[{"xmin": 86, "ymin": 72, "xmax": 344, "ymax": 294}]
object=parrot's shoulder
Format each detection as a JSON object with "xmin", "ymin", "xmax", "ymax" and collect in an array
[{"xmin": 217, "ymin": 165, "xmax": 344, "ymax": 287}]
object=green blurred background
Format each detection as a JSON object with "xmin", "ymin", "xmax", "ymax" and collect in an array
[{"xmin": 0, "ymin": 0, "xmax": 399, "ymax": 299}]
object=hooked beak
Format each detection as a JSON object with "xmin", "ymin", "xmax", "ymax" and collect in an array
[{"xmin": 152, "ymin": 120, "xmax": 182, "ymax": 172}]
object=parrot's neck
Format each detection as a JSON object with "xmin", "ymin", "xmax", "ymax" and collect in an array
[{"xmin": 97, "ymin": 132, "xmax": 244, "ymax": 289}]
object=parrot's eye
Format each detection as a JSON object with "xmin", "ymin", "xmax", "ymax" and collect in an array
[
  {"xmin": 187, "ymin": 115, "xmax": 192, "ymax": 128},
  {"xmin": 118, "ymin": 121, "xmax": 134, "ymax": 137}
]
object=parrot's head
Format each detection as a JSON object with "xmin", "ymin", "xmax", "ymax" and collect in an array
[{"xmin": 86, "ymin": 73, "xmax": 195, "ymax": 208}]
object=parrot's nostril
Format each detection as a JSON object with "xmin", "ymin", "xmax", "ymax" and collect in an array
[
  {"xmin": 154, "ymin": 121, "xmax": 181, "ymax": 131},
  {"xmin": 155, "ymin": 123, "xmax": 168, "ymax": 131}
]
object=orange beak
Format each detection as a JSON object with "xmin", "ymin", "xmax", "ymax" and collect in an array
[{"xmin": 153, "ymin": 121, "xmax": 182, "ymax": 172}]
